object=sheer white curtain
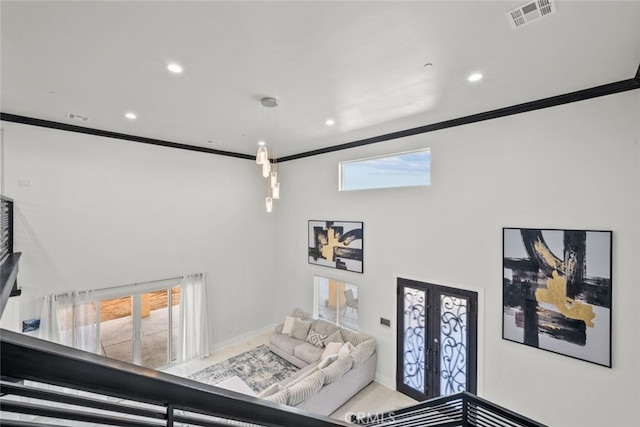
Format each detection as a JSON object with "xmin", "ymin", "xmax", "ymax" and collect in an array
[
  {"xmin": 178, "ymin": 273, "xmax": 210, "ymax": 362},
  {"xmin": 39, "ymin": 291, "xmax": 98, "ymax": 354}
]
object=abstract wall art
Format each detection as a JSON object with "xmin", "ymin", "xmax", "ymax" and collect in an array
[
  {"xmin": 308, "ymin": 220, "xmax": 363, "ymax": 273},
  {"xmin": 503, "ymin": 228, "xmax": 612, "ymax": 367}
]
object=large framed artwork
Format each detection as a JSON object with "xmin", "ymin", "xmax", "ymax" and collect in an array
[
  {"xmin": 502, "ymin": 227, "xmax": 612, "ymax": 367},
  {"xmin": 308, "ymin": 220, "xmax": 363, "ymax": 273}
]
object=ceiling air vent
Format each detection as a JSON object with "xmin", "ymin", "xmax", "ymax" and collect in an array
[
  {"xmin": 507, "ymin": 0, "xmax": 556, "ymax": 29},
  {"xmin": 67, "ymin": 113, "xmax": 89, "ymax": 122}
]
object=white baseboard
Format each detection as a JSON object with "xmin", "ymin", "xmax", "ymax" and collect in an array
[{"xmin": 209, "ymin": 323, "xmax": 276, "ymax": 353}]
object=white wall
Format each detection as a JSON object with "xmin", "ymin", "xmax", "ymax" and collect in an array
[
  {"xmin": 1, "ymin": 121, "xmax": 277, "ymax": 345},
  {"xmin": 275, "ymin": 90, "xmax": 640, "ymax": 427},
  {"xmin": 2, "ymin": 90, "xmax": 639, "ymax": 426}
]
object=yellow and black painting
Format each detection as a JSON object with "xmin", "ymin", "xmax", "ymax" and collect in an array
[
  {"xmin": 503, "ymin": 228, "xmax": 612, "ymax": 367},
  {"xmin": 308, "ymin": 220, "xmax": 363, "ymax": 273}
]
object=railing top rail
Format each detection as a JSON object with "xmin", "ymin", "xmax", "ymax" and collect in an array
[
  {"xmin": 0, "ymin": 196, "xmax": 14, "ymax": 203},
  {"xmin": 463, "ymin": 392, "xmax": 548, "ymax": 427},
  {"xmin": 0, "ymin": 329, "xmax": 348, "ymax": 427}
]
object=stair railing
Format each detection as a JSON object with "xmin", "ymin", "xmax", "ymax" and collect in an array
[
  {"xmin": 0, "ymin": 329, "xmax": 347, "ymax": 427},
  {"xmin": 352, "ymin": 390, "xmax": 547, "ymax": 427}
]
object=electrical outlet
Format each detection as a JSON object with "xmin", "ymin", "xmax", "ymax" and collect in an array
[{"xmin": 380, "ymin": 317, "xmax": 391, "ymax": 327}]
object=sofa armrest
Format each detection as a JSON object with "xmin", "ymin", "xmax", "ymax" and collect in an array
[{"xmin": 274, "ymin": 323, "xmax": 284, "ymax": 334}]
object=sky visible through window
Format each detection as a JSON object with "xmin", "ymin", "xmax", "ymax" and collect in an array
[{"xmin": 340, "ymin": 149, "xmax": 431, "ymax": 191}]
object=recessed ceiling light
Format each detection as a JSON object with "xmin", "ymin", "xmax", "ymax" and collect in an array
[
  {"xmin": 125, "ymin": 112, "xmax": 137, "ymax": 120},
  {"xmin": 325, "ymin": 119, "xmax": 335, "ymax": 126},
  {"xmin": 467, "ymin": 73, "xmax": 483, "ymax": 82},
  {"xmin": 167, "ymin": 63, "xmax": 183, "ymax": 74}
]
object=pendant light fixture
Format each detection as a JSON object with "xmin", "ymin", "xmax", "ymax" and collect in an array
[{"xmin": 256, "ymin": 97, "xmax": 281, "ymax": 212}]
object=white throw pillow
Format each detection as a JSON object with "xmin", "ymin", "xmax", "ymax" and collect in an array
[
  {"xmin": 338, "ymin": 342, "xmax": 355, "ymax": 357},
  {"xmin": 282, "ymin": 316, "xmax": 297, "ymax": 335},
  {"xmin": 321, "ymin": 342, "xmax": 342, "ymax": 359},
  {"xmin": 317, "ymin": 354, "xmax": 338, "ymax": 369}
]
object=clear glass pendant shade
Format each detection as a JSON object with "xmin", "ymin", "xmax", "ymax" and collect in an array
[
  {"xmin": 256, "ymin": 146, "xmax": 268, "ymax": 165},
  {"xmin": 262, "ymin": 161, "xmax": 271, "ymax": 178},
  {"xmin": 270, "ymin": 171, "xmax": 278, "ymax": 187},
  {"xmin": 265, "ymin": 197, "xmax": 273, "ymax": 213},
  {"xmin": 272, "ymin": 182, "xmax": 280, "ymax": 199}
]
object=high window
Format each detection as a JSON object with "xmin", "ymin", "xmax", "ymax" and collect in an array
[{"xmin": 339, "ymin": 148, "xmax": 431, "ymax": 191}]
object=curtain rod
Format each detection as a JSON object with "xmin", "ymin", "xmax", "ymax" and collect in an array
[
  {"xmin": 47, "ymin": 275, "xmax": 200, "ymax": 300},
  {"xmin": 89, "ymin": 275, "xmax": 184, "ymax": 294}
]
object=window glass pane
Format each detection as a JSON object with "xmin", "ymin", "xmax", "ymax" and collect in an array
[
  {"xmin": 341, "ymin": 283, "xmax": 358, "ymax": 330},
  {"xmin": 403, "ymin": 287, "xmax": 426, "ymax": 393},
  {"xmin": 340, "ymin": 149, "xmax": 430, "ymax": 191},
  {"xmin": 314, "ymin": 276, "xmax": 358, "ymax": 330},
  {"xmin": 440, "ymin": 294, "xmax": 468, "ymax": 396}
]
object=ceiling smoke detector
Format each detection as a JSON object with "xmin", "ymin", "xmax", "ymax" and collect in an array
[{"xmin": 507, "ymin": 0, "xmax": 556, "ymax": 29}]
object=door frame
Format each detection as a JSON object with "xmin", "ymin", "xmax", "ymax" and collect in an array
[
  {"xmin": 396, "ymin": 277, "xmax": 478, "ymax": 401},
  {"xmin": 95, "ymin": 280, "xmax": 181, "ymax": 368}
]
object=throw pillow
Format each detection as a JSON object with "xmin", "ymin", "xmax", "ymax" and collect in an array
[
  {"xmin": 282, "ymin": 316, "xmax": 297, "ymax": 335},
  {"xmin": 317, "ymin": 354, "xmax": 338, "ymax": 369},
  {"xmin": 290, "ymin": 318, "xmax": 312, "ymax": 340},
  {"xmin": 258, "ymin": 383, "xmax": 281, "ymax": 398},
  {"xmin": 324, "ymin": 329, "xmax": 344, "ymax": 345},
  {"xmin": 321, "ymin": 342, "xmax": 342, "ymax": 359},
  {"xmin": 338, "ymin": 341, "xmax": 355, "ymax": 357},
  {"xmin": 305, "ymin": 330, "xmax": 327, "ymax": 348}
]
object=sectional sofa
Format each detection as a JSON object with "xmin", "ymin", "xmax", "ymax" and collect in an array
[{"xmin": 259, "ymin": 308, "xmax": 377, "ymax": 416}]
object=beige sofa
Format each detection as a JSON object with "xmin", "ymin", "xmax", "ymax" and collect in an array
[{"xmin": 260, "ymin": 308, "xmax": 377, "ymax": 416}]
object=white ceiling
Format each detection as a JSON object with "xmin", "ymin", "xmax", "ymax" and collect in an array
[{"xmin": 2, "ymin": 1, "xmax": 639, "ymax": 158}]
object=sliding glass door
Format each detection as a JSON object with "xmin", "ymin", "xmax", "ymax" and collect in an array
[{"xmin": 98, "ymin": 286, "xmax": 180, "ymax": 369}]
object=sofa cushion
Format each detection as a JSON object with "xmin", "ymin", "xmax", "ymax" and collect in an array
[
  {"xmin": 317, "ymin": 354, "xmax": 338, "ymax": 369},
  {"xmin": 291, "ymin": 308, "xmax": 314, "ymax": 321},
  {"xmin": 324, "ymin": 330, "xmax": 344, "ymax": 345},
  {"xmin": 338, "ymin": 341, "xmax": 355, "ymax": 357},
  {"xmin": 321, "ymin": 354, "xmax": 353, "ymax": 385},
  {"xmin": 279, "ymin": 362, "xmax": 320, "ymax": 388},
  {"xmin": 270, "ymin": 333, "xmax": 304, "ymax": 356},
  {"xmin": 258, "ymin": 382, "xmax": 282, "ymax": 398},
  {"xmin": 314, "ymin": 319, "xmax": 341, "ymax": 337},
  {"xmin": 286, "ymin": 367, "xmax": 320, "ymax": 388},
  {"xmin": 340, "ymin": 327, "xmax": 373, "ymax": 347},
  {"xmin": 282, "ymin": 316, "xmax": 297, "ymax": 335},
  {"xmin": 306, "ymin": 330, "xmax": 327, "ymax": 348},
  {"xmin": 351, "ymin": 339, "xmax": 376, "ymax": 368},
  {"xmin": 286, "ymin": 370, "xmax": 325, "ymax": 406},
  {"xmin": 321, "ymin": 342, "xmax": 342, "ymax": 359},
  {"xmin": 293, "ymin": 342, "xmax": 324, "ymax": 364},
  {"xmin": 264, "ymin": 388, "xmax": 288, "ymax": 405},
  {"xmin": 290, "ymin": 319, "xmax": 313, "ymax": 340}
]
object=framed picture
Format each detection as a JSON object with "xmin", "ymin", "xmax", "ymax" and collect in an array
[
  {"xmin": 503, "ymin": 228, "xmax": 612, "ymax": 367},
  {"xmin": 308, "ymin": 220, "xmax": 363, "ymax": 273}
]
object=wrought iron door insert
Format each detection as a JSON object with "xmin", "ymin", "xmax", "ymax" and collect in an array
[{"xmin": 397, "ymin": 278, "xmax": 478, "ymax": 401}]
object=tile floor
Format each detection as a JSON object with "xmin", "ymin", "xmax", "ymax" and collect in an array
[{"xmin": 162, "ymin": 330, "xmax": 417, "ymax": 423}]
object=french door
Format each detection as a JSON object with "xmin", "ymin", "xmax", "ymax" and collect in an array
[
  {"xmin": 97, "ymin": 286, "xmax": 180, "ymax": 369},
  {"xmin": 397, "ymin": 278, "xmax": 478, "ymax": 401}
]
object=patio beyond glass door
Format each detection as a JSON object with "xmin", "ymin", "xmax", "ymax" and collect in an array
[
  {"xmin": 396, "ymin": 278, "xmax": 478, "ymax": 401},
  {"xmin": 98, "ymin": 286, "xmax": 180, "ymax": 369}
]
